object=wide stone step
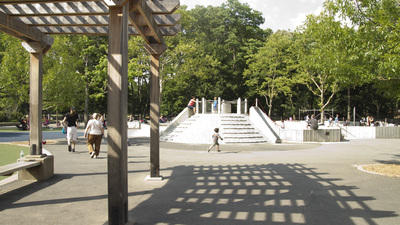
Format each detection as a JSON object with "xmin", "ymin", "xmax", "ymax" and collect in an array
[
  {"xmin": 221, "ymin": 119, "xmax": 247, "ymax": 122},
  {"xmin": 222, "ymin": 126, "xmax": 255, "ymax": 129},
  {"xmin": 223, "ymin": 134, "xmax": 264, "ymax": 138},
  {"xmin": 224, "ymin": 138, "xmax": 267, "ymax": 143},
  {"xmin": 221, "ymin": 123, "xmax": 252, "ymax": 126},
  {"xmin": 223, "ymin": 131, "xmax": 260, "ymax": 134}
]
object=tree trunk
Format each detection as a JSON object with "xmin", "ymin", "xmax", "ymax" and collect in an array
[
  {"xmin": 320, "ymin": 92, "xmax": 325, "ymax": 123},
  {"xmin": 84, "ymin": 79, "xmax": 89, "ymax": 127},
  {"xmin": 84, "ymin": 59, "xmax": 89, "ymax": 128},
  {"xmin": 347, "ymin": 87, "xmax": 351, "ymax": 121}
]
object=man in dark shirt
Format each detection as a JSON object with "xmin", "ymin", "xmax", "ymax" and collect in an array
[
  {"xmin": 63, "ymin": 108, "xmax": 79, "ymax": 152},
  {"xmin": 310, "ymin": 114, "xmax": 318, "ymax": 130}
]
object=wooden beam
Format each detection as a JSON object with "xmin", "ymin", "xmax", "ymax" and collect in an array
[
  {"xmin": 0, "ymin": 0, "xmax": 179, "ymax": 16},
  {"xmin": 0, "ymin": 11, "xmax": 53, "ymax": 46},
  {"xmin": 16, "ymin": 14, "xmax": 179, "ymax": 27},
  {"xmin": 129, "ymin": 0, "xmax": 163, "ymax": 44},
  {"xmin": 0, "ymin": 1, "xmax": 109, "ymax": 16},
  {"xmin": 103, "ymin": 0, "xmax": 128, "ymax": 6},
  {"xmin": 0, "ymin": 0, "xmax": 96, "ymax": 3},
  {"xmin": 146, "ymin": 0, "xmax": 179, "ymax": 14},
  {"xmin": 34, "ymin": 24, "xmax": 180, "ymax": 35}
]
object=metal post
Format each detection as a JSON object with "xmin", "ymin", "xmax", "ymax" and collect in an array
[
  {"xmin": 256, "ymin": 98, "xmax": 258, "ymax": 107},
  {"xmin": 107, "ymin": 4, "xmax": 129, "ymax": 225},
  {"xmin": 353, "ymin": 106, "xmax": 356, "ymax": 126}
]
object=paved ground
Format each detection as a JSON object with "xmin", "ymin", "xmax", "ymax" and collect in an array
[{"xmin": 0, "ymin": 138, "xmax": 400, "ymax": 225}]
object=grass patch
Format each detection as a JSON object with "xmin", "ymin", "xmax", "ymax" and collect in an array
[
  {"xmin": 0, "ymin": 144, "xmax": 30, "ymax": 180},
  {"xmin": 361, "ymin": 164, "xmax": 400, "ymax": 177}
]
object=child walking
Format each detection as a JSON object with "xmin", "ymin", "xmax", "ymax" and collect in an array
[{"xmin": 208, "ymin": 128, "xmax": 223, "ymax": 152}]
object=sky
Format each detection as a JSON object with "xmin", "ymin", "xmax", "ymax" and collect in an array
[{"xmin": 180, "ymin": 0, "xmax": 326, "ymax": 31}]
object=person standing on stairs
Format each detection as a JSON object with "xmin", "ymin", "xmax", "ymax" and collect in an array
[
  {"xmin": 208, "ymin": 128, "xmax": 223, "ymax": 152},
  {"xmin": 187, "ymin": 96, "xmax": 196, "ymax": 116}
]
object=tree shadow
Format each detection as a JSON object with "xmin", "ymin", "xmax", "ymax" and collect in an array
[
  {"xmin": 125, "ymin": 163, "xmax": 397, "ymax": 225},
  {"xmin": 375, "ymin": 154, "xmax": 400, "ymax": 165}
]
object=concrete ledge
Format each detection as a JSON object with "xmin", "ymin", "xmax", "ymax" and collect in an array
[
  {"xmin": 18, "ymin": 155, "xmax": 54, "ymax": 181},
  {"xmin": 303, "ymin": 129, "xmax": 341, "ymax": 142},
  {"xmin": 144, "ymin": 175, "xmax": 163, "ymax": 181}
]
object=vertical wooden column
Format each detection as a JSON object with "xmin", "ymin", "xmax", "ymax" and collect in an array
[
  {"xmin": 29, "ymin": 52, "xmax": 43, "ymax": 155},
  {"xmin": 107, "ymin": 4, "xmax": 129, "ymax": 225},
  {"xmin": 149, "ymin": 54, "xmax": 161, "ymax": 178},
  {"xmin": 22, "ymin": 42, "xmax": 44, "ymax": 155}
]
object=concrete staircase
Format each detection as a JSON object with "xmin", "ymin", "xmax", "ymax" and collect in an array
[
  {"xmin": 161, "ymin": 114, "xmax": 267, "ymax": 144},
  {"xmin": 220, "ymin": 114, "xmax": 267, "ymax": 143}
]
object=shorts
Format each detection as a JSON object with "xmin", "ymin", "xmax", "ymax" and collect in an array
[
  {"xmin": 67, "ymin": 126, "xmax": 78, "ymax": 142},
  {"xmin": 187, "ymin": 105, "xmax": 194, "ymax": 109}
]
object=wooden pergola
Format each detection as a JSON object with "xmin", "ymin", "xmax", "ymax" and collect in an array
[{"xmin": 0, "ymin": 0, "xmax": 180, "ymax": 224}]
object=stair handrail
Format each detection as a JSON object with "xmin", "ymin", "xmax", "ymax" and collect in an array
[
  {"xmin": 160, "ymin": 107, "xmax": 190, "ymax": 136},
  {"xmin": 249, "ymin": 106, "xmax": 282, "ymax": 143}
]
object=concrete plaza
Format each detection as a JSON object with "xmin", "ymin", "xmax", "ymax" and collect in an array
[{"xmin": 1, "ymin": 138, "xmax": 399, "ymax": 225}]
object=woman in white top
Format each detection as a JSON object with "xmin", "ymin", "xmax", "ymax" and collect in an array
[{"xmin": 84, "ymin": 113, "xmax": 104, "ymax": 158}]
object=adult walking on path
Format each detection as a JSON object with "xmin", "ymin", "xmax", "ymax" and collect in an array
[
  {"xmin": 63, "ymin": 107, "xmax": 79, "ymax": 152},
  {"xmin": 84, "ymin": 113, "xmax": 104, "ymax": 158}
]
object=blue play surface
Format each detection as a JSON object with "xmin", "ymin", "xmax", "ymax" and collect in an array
[{"xmin": 0, "ymin": 131, "xmax": 84, "ymax": 142}]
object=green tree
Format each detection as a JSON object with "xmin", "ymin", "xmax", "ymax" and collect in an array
[
  {"xmin": 43, "ymin": 35, "xmax": 85, "ymax": 115},
  {"xmin": 244, "ymin": 31, "xmax": 296, "ymax": 116},
  {"xmin": 0, "ymin": 34, "xmax": 29, "ymax": 121},
  {"xmin": 295, "ymin": 13, "xmax": 352, "ymax": 122}
]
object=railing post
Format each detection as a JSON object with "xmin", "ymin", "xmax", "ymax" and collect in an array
[
  {"xmin": 202, "ymin": 97, "xmax": 206, "ymax": 114},
  {"xmin": 195, "ymin": 98, "xmax": 199, "ymax": 114},
  {"xmin": 245, "ymin": 98, "xmax": 248, "ymax": 114},
  {"xmin": 218, "ymin": 97, "xmax": 221, "ymax": 114},
  {"xmin": 237, "ymin": 98, "xmax": 241, "ymax": 114},
  {"xmin": 256, "ymin": 98, "xmax": 258, "ymax": 108}
]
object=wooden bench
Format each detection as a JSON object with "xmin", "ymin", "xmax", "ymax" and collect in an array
[{"xmin": 0, "ymin": 161, "xmax": 41, "ymax": 176}]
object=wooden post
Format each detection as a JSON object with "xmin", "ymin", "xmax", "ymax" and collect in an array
[
  {"xmin": 22, "ymin": 42, "xmax": 44, "ymax": 156},
  {"xmin": 107, "ymin": 4, "xmax": 129, "ymax": 225},
  {"xmin": 144, "ymin": 44, "xmax": 166, "ymax": 180},
  {"xmin": 149, "ymin": 54, "xmax": 161, "ymax": 178}
]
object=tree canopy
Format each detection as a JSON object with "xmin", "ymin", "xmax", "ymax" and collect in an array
[{"xmin": 0, "ymin": 0, "xmax": 398, "ymax": 122}]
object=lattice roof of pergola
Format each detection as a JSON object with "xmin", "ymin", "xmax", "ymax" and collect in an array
[{"xmin": 0, "ymin": 0, "xmax": 180, "ymax": 49}]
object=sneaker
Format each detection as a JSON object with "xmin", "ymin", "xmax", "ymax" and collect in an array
[
  {"xmin": 72, "ymin": 148, "xmax": 75, "ymax": 152},
  {"xmin": 94, "ymin": 155, "xmax": 97, "ymax": 159},
  {"xmin": 90, "ymin": 152, "xmax": 95, "ymax": 158}
]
